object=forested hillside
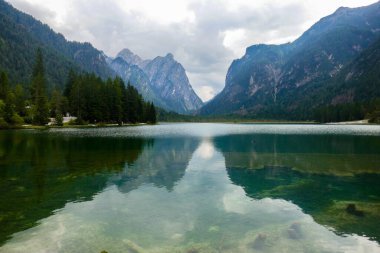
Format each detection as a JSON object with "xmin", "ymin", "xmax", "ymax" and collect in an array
[
  {"xmin": 0, "ymin": 48, "xmax": 156, "ymax": 128},
  {"xmin": 0, "ymin": 0, "xmax": 114, "ymax": 91}
]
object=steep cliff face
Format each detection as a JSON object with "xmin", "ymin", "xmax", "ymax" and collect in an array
[
  {"xmin": 314, "ymin": 37, "xmax": 380, "ymax": 106},
  {"xmin": 142, "ymin": 53, "xmax": 203, "ymax": 114},
  {"xmin": 109, "ymin": 50, "xmax": 203, "ymax": 114},
  {"xmin": 109, "ymin": 57, "xmax": 166, "ymax": 108},
  {"xmin": 200, "ymin": 2, "xmax": 380, "ymax": 118}
]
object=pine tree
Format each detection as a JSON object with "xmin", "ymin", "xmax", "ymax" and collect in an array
[
  {"xmin": 4, "ymin": 91, "xmax": 15, "ymax": 124},
  {"xmin": 149, "ymin": 102, "xmax": 157, "ymax": 124},
  {"xmin": 50, "ymin": 89, "xmax": 62, "ymax": 117},
  {"xmin": 55, "ymin": 111, "xmax": 64, "ymax": 126},
  {"xmin": 64, "ymin": 69, "xmax": 76, "ymax": 98},
  {"xmin": 31, "ymin": 49, "xmax": 50, "ymax": 125},
  {"xmin": 113, "ymin": 77, "xmax": 124, "ymax": 125},
  {"xmin": 125, "ymin": 82, "xmax": 138, "ymax": 123},
  {"xmin": 0, "ymin": 71, "xmax": 9, "ymax": 100},
  {"xmin": 14, "ymin": 84, "xmax": 26, "ymax": 117}
]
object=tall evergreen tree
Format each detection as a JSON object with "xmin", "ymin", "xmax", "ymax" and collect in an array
[
  {"xmin": 64, "ymin": 69, "xmax": 76, "ymax": 98},
  {"xmin": 148, "ymin": 102, "xmax": 157, "ymax": 124},
  {"xmin": 3, "ymin": 91, "xmax": 15, "ymax": 124},
  {"xmin": 14, "ymin": 84, "xmax": 26, "ymax": 117},
  {"xmin": 31, "ymin": 49, "xmax": 50, "ymax": 125},
  {"xmin": 50, "ymin": 89, "xmax": 62, "ymax": 117},
  {"xmin": 112, "ymin": 77, "xmax": 124, "ymax": 125},
  {"xmin": 0, "ymin": 71, "xmax": 9, "ymax": 100},
  {"xmin": 125, "ymin": 82, "xmax": 138, "ymax": 123}
]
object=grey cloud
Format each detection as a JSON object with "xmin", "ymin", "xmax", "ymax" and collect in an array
[{"xmin": 8, "ymin": 0, "xmax": 56, "ymax": 24}]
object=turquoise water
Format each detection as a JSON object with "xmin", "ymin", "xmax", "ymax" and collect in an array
[{"xmin": 1, "ymin": 123, "xmax": 380, "ymax": 253}]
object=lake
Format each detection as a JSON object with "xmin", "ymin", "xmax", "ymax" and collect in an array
[{"xmin": 1, "ymin": 123, "xmax": 380, "ymax": 253}]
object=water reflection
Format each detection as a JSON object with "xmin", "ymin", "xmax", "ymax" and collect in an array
[
  {"xmin": 0, "ymin": 131, "xmax": 152, "ymax": 245},
  {"xmin": 214, "ymin": 134, "xmax": 380, "ymax": 175},
  {"xmin": 111, "ymin": 137, "xmax": 199, "ymax": 193},
  {"xmin": 0, "ymin": 125, "xmax": 380, "ymax": 253},
  {"xmin": 214, "ymin": 134, "xmax": 380, "ymax": 240}
]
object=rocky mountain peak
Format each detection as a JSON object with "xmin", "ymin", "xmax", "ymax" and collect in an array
[
  {"xmin": 117, "ymin": 48, "xmax": 144, "ymax": 66},
  {"xmin": 334, "ymin": 6, "xmax": 349, "ymax": 14},
  {"xmin": 109, "ymin": 49, "xmax": 203, "ymax": 114},
  {"xmin": 165, "ymin": 53, "xmax": 174, "ymax": 59},
  {"xmin": 142, "ymin": 53, "xmax": 203, "ymax": 113}
]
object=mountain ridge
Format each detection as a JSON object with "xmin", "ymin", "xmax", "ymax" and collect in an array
[{"xmin": 200, "ymin": 1, "xmax": 380, "ymax": 118}]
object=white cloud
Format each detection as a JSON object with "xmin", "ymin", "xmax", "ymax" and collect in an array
[
  {"xmin": 197, "ymin": 86, "xmax": 216, "ymax": 102},
  {"xmin": 7, "ymin": 0, "xmax": 379, "ymax": 101},
  {"xmin": 223, "ymin": 28, "xmax": 247, "ymax": 56}
]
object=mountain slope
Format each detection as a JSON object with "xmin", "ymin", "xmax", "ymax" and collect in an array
[
  {"xmin": 109, "ymin": 57, "xmax": 167, "ymax": 109},
  {"xmin": 0, "ymin": 0, "xmax": 114, "ymax": 89},
  {"xmin": 142, "ymin": 53, "xmax": 203, "ymax": 114},
  {"xmin": 306, "ymin": 36, "xmax": 380, "ymax": 108},
  {"xmin": 109, "ymin": 49, "xmax": 203, "ymax": 114},
  {"xmin": 200, "ymin": 2, "xmax": 380, "ymax": 118}
]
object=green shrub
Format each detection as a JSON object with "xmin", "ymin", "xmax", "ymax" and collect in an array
[
  {"xmin": 11, "ymin": 113, "xmax": 24, "ymax": 125},
  {"xmin": 368, "ymin": 110, "xmax": 380, "ymax": 124},
  {"xmin": 0, "ymin": 117, "xmax": 9, "ymax": 128}
]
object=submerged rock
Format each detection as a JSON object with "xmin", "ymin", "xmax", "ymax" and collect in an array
[
  {"xmin": 208, "ymin": 225, "xmax": 220, "ymax": 232},
  {"xmin": 346, "ymin": 204, "xmax": 365, "ymax": 217},
  {"xmin": 187, "ymin": 249, "xmax": 199, "ymax": 253},
  {"xmin": 287, "ymin": 222, "xmax": 303, "ymax": 240},
  {"xmin": 248, "ymin": 233, "xmax": 267, "ymax": 250},
  {"xmin": 122, "ymin": 239, "xmax": 144, "ymax": 253}
]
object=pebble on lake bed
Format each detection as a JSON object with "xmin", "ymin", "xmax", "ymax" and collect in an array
[
  {"xmin": 171, "ymin": 233, "xmax": 184, "ymax": 240},
  {"xmin": 208, "ymin": 225, "xmax": 220, "ymax": 232}
]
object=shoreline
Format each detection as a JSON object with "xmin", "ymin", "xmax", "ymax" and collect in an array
[
  {"xmin": 1, "ymin": 119, "xmax": 377, "ymax": 130},
  {"xmin": 0, "ymin": 123, "xmax": 149, "ymax": 130}
]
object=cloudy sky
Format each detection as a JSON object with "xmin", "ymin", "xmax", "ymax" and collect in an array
[{"xmin": 7, "ymin": 0, "xmax": 378, "ymax": 101}]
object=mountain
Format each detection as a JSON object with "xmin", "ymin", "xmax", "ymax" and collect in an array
[
  {"xmin": 293, "ymin": 36, "xmax": 380, "ymax": 108},
  {"xmin": 0, "ymin": 0, "xmax": 115, "ymax": 90},
  {"xmin": 200, "ymin": 2, "xmax": 380, "ymax": 119},
  {"xmin": 142, "ymin": 53, "xmax": 203, "ymax": 114},
  {"xmin": 109, "ymin": 50, "xmax": 203, "ymax": 114},
  {"xmin": 117, "ymin": 48, "xmax": 149, "ymax": 68},
  {"xmin": 335, "ymin": 36, "xmax": 380, "ymax": 101},
  {"xmin": 109, "ymin": 57, "xmax": 166, "ymax": 108}
]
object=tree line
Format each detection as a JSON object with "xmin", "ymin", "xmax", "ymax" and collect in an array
[
  {"xmin": 63, "ymin": 71, "xmax": 156, "ymax": 125},
  {"xmin": 0, "ymin": 49, "xmax": 156, "ymax": 128},
  {"xmin": 313, "ymin": 99, "xmax": 380, "ymax": 123}
]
